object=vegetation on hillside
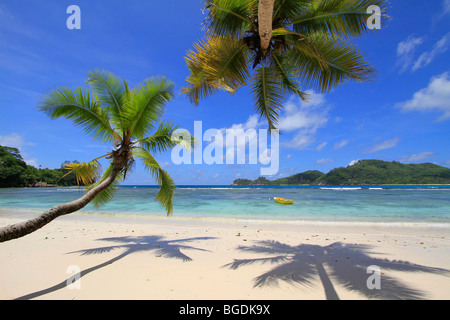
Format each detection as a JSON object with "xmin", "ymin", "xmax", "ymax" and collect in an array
[
  {"xmin": 233, "ymin": 170, "xmax": 324, "ymax": 185},
  {"xmin": 0, "ymin": 145, "xmax": 78, "ymax": 188},
  {"xmin": 233, "ymin": 160, "xmax": 450, "ymax": 185}
]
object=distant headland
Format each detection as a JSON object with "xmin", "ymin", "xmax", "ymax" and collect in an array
[{"xmin": 232, "ymin": 160, "xmax": 450, "ymax": 186}]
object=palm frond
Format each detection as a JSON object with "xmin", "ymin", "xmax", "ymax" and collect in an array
[
  {"xmin": 271, "ymin": 52, "xmax": 308, "ymax": 101},
  {"xmin": 127, "ymin": 77, "xmax": 175, "ymax": 139},
  {"xmin": 182, "ymin": 37, "xmax": 250, "ymax": 104},
  {"xmin": 64, "ymin": 160, "xmax": 102, "ymax": 186},
  {"xmin": 86, "ymin": 69, "xmax": 128, "ymax": 135},
  {"xmin": 39, "ymin": 87, "xmax": 117, "ymax": 143},
  {"xmin": 137, "ymin": 122, "xmax": 181, "ymax": 154},
  {"xmin": 250, "ymin": 63, "xmax": 285, "ymax": 131},
  {"xmin": 182, "ymin": 61, "xmax": 219, "ymax": 106},
  {"xmin": 202, "ymin": 0, "xmax": 256, "ymax": 36},
  {"xmin": 273, "ymin": 0, "xmax": 311, "ymax": 23},
  {"xmin": 289, "ymin": 35, "xmax": 376, "ymax": 93},
  {"xmin": 286, "ymin": 0, "xmax": 390, "ymax": 39},
  {"xmin": 273, "ymin": 28, "xmax": 328, "ymax": 69},
  {"xmin": 133, "ymin": 148, "xmax": 176, "ymax": 215}
]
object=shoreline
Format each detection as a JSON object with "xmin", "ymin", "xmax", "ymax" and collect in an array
[
  {"xmin": 2, "ymin": 207, "xmax": 450, "ymax": 229},
  {"xmin": 1, "ymin": 212, "xmax": 449, "ymax": 300}
]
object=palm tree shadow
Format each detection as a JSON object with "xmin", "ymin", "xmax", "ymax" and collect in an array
[
  {"xmin": 224, "ymin": 241, "xmax": 449, "ymax": 300},
  {"xmin": 15, "ymin": 235, "xmax": 216, "ymax": 300}
]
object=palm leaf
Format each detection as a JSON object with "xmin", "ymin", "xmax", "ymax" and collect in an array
[
  {"xmin": 271, "ymin": 52, "xmax": 308, "ymax": 101},
  {"xmin": 137, "ymin": 122, "xmax": 181, "ymax": 154},
  {"xmin": 183, "ymin": 59, "xmax": 219, "ymax": 106},
  {"xmin": 39, "ymin": 87, "xmax": 117, "ymax": 143},
  {"xmin": 289, "ymin": 35, "xmax": 375, "ymax": 93},
  {"xmin": 133, "ymin": 148, "xmax": 176, "ymax": 215},
  {"xmin": 286, "ymin": 0, "xmax": 389, "ymax": 39},
  {"xmin": 202, "ymin": 0, "xmax": 256, "ymax": 36},
  {"xmin": 273, "ymin": 0, "xmax": 311, "ymax": 23},
  {"xmin": 64, "ymin": 160, "xmax": 102, "ymax": 186},
  {"xmin": 250, "ymin": 62, "xmax": 285, "ymax": 131},
  {"xmin": 182, "ymin": 37, "xmax": 250, "ymax": 104},
  {"xmin": 127, "ymin": 77, "xmax": 175, "ymax": 139},
  {"xmin": 86, "ymin": 69, "xmax": 128, "ymax": 135}
]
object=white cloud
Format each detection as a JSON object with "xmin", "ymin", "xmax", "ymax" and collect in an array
[
  {"xmin": 316, "ymin": 142, "xmax": 328, "ymax": 151},
  {"xmin": 347, "ymin": 159, "xmax": 360, "ymax": 167},
  {"xmin": 316, "ymin": 158, "xmax": 334, "ymax": 165},
  {"xmin": 397, "ymin": 72, "xmax": 450, "ymax": 121},
  {"xmin": 280, "ymin": 91, "xmax": 330, "ymax": 150},
  {"xmin": 279, "ymin": 92, "xmax": 328, "ymax": 132},
  {"xmin": 222, "ymin": 114, "xmax": 261, "ymax": 164},
  {"xmin": 412, "ymin": 33, "xmax": 450, "ymax": 71},
  {"xmin": 396, "ymin": 36, "xmax": 423, "ymax": 73},
  {"xmin": 364, "ymin": 137, "xmax": 400, "ymax": 154},
  {"xmin": 334, "ymin": 139, "xmax": 349, "ymax": 150},
  {"xmin": 285, "ymin": 132, "xmax": 315, "ymax": 150},
  {"xmin": 397, "ymin": 33, "xmax": 450, "ymax": 73},
  {"xmin": 399, "ymin": 152, "xmax": 435, "ymax": 163}
]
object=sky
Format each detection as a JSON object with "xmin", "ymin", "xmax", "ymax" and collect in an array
[{"xmin": 0, "ymin": 0, "xmax": 449, "ymax": 185}]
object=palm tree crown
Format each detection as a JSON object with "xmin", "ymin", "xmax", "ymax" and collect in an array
[
  {"xmin": 39, "ymin": 70, "xmax": 184, "ymax": 215},
  {"xmin": 183, "ymin": 0, "xmax": 389, "ymax": 130}
]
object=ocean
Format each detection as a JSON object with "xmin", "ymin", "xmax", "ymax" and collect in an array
[{"xmin": 0, "ymin": 185, "xmax": 449, "ymax": 225}]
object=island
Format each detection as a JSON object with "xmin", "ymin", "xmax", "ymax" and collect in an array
[{"xmin": 232, "ymin": 160, "xmax": 450, "ymax": 185}]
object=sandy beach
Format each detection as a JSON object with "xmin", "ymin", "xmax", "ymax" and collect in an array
[{"xmin": 0, "ymin": 213, "xmax": 449, "ymax": 300}]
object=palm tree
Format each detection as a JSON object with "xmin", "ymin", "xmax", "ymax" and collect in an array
[
  {"xmin": 183, "ymin": 0, "xmax": 389, "ymax": 130},
  {"xmin": 0, "ymin": 70, "xmax": 188, "ymax": 242}
]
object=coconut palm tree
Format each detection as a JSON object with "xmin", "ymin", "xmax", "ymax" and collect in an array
[
  {"xmin": 0, "ymin": 70, "xmax": 189, "ymax": 242},
  {"xmin": 183, "ymin": 0, "xmax": 389, "ymax": 130}
]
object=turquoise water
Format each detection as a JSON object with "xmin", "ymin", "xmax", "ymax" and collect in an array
[{"xmin": 0, "ymin": 185, "xmax": 449, "ymax": 224}]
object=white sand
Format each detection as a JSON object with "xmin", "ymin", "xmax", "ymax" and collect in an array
[{"xmin": 1, "ymin": 213, "xmax": 449, "ymax": 300}]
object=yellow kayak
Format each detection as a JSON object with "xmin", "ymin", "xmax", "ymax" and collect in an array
[{"xmin": 274, "ymin": 197, "xmax": 294, "ymax": 205}]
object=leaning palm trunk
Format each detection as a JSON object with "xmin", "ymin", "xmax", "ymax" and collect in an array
[
  {"xmin": 258, "ymin": 0, "xmax": 275, "ymax": 55},
  {"xmin": 0, "ymin": 167, "xmax": 121, "ymax": 243}
]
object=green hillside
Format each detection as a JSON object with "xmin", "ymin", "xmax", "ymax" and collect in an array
[
  {"xmin": 316, "ymin": 160, "xmax": 450, "ymax": 185},
  {"xmin": 0, "ymin": 145, "xmax": 79, "ymax": 188},
  {"xmin": 232, "ymin": 160, "xmax": 450, "ymax": 185}
]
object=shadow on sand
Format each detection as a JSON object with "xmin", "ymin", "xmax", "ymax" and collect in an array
[
  {"xmin": 15, "ymin": 235, "xmax": 216, "ymax": 300},
  {"xmin": 224, "ymin": 240, "xmax": 449, "ymax": 300}
]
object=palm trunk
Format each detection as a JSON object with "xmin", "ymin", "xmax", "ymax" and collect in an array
[
  {"xmin": 258, "ymin": 0, "xmax": 275, "ymax": 56},
  {"xmin": 0, "ymin": 168, "xmax": 121, "ymax": 243}
]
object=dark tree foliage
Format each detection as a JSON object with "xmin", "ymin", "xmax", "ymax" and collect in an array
[
  {"xmin": 233, "ymin": 160, "xmax": 450, "ymax": 185},
  {"xmin": 0, "ymin": 145, "xmax": 80, "ymax": 188}
]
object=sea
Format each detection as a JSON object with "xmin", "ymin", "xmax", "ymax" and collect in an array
[{"xmin": 0, "ymin": 185, "xmax": 449, "ymax": 226}]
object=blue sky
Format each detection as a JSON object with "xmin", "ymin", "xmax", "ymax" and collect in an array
[{"xmin": 0, "ymin": 0, "xmax": 449, "ymax": 185}]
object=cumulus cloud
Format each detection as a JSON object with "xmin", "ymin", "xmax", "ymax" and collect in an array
[
  {"xmin": 364, "ymin": 137, "xmax": 400, "ymax": 154},
  {"xmin": 347, "ymin": 159, "xmax": 360, "ymax": 167},
  {"xmin": 280, "ymin": 91, "xmax": 330, "ymax": 150},
  {"xmin": 397, "ymin": 72, "xmax": 450, "ymax": 121}
]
